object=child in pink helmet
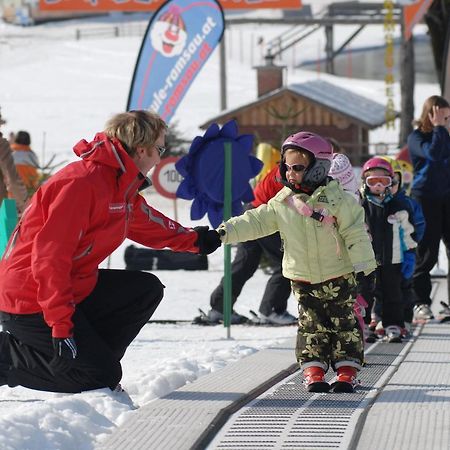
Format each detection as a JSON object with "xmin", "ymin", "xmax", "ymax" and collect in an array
[
  {"xmin": 218, "ymin": 131, "xmax": 376, "ymax": 393},
  {"xmin": 359, "ymin": 157, "xmax": 417, "ymax": 343}
]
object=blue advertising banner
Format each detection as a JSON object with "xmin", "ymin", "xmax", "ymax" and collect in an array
[{"xmin": 127, "ymin": 0, "xmax": 225, "ymax": 122}]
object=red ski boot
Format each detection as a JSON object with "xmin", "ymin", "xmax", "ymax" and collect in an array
[
  {"xmin": 332, "ymin": 366, "xmax": 358, "ymax": 393},
  {"xmin": 303, "ymin": 366, "xmax": 330, "ymax": 393}
]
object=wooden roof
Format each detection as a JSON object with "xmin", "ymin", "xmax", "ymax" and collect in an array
[{"xmin": 200, "ymin": 79, "xmax": 390, "ymax": 130}]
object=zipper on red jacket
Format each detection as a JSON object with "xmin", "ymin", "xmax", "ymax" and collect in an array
[
  {"xmin": 73, "ymin": 244, "xmax": 93, "ymax": 261},
  {"xmin": 3, "ymin": 226, "xmax": 21, "ymax": 260},
  {"xmin": 122, "ymin": 176, "xmax": 143, "ymax": 240}
]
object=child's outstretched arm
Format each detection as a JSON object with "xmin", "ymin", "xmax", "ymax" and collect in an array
[{"xmin": 217, "ymin": 203, "xmax": 278, "ymax": 245}]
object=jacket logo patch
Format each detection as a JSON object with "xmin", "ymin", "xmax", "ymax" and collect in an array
[
  {"xmin": 317, "ymin": 195, "xmax": 328, "ymax": 203},
  {"xmin": 109, "ymin": 203, "xmax": 126, "ymax": 213}
]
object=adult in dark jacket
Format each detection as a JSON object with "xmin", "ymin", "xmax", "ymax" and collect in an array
[
  {"xmin": 0, "ymin": 110, "xmax": 221, "ymax": 393},
  {"xmin": 407, "ymin": 95, "xmax": 450, "ymax": 321}
]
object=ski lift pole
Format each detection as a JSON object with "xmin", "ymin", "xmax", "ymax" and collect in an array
[{"xmin": 223, "ymin": 141, "xmax": 232, "ymax": 338}]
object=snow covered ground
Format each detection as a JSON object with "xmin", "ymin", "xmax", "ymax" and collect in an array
[{"xmin": 0, "ymin": 10, "xmax": 445, "ymax": 450}]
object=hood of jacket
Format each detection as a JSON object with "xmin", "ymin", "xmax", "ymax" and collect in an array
[
  {"xmin": 73, "ymin": 132, "xmax": 129, "ymax": 170},
  {"xmin": 73, "ymin": 132, "xmax": 151, "ymax": 191}
]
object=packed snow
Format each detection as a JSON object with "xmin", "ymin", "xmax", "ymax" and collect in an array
[{"xmin": 0, "ymin": 9, "xmax": 443, "ymax": 450}]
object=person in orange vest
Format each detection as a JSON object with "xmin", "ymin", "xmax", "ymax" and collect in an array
[
  {"xmin": 0, "ymin": 111, "xmax": 28, "ymax": 213},
  {"xmin": 10, "ymin": 131, "xmax": 40, "ymax": 195}
]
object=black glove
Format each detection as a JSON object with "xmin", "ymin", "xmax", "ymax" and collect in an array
[
  {"xmin": 356, "ymin": 271, "xmax": 376, "ymax": 295},
  {"xmin": 194, "ymin": 226, "xmax": 222, "ymax": 255},
  {"xmin": 50, "ymin": 337, "xmax": 77, "ymax": 375}
]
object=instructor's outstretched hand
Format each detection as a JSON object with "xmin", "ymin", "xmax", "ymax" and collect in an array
[{"xmin": 194, "ymin": 226, "xmax": 222, "ymax": 255}]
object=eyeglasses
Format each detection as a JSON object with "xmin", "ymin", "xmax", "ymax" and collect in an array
[
  {"xmin": 155, "ymin": 145, "xmax": 166, "ymax": 156},
  {"xmin": 284, "ymin": 162, "xmax": 307, "ymax": 172},
  {"xmin": 365, "ymin": 175, "xmax": 392, "ymax": 188}
]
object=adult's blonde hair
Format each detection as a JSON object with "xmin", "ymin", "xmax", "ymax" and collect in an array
[
  {"xmin": 104, "ymin": 110, "xmax": 167, "ymax": 157},
  {"xmin": 413, "ymin": 95, "xmax": 450, "ymax": 133}
]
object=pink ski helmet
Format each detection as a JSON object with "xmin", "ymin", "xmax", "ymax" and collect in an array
[
  {"xmin": 362, "ymin": 157, "xmax": 394, "ymax": 178},
  {"xmin": 281, "ymin": 131, "xmax": 333, "ymax": 189},
  {"xmin": 281, "ymin": 131, "xmax": 333, "ymax": 161}
]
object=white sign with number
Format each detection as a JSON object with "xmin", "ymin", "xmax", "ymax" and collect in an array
[{"xmin": 152, "ymin": 156, "xmax": 183, "ymax": 199}]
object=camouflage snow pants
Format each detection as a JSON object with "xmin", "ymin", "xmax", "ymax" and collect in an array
[{"xmin": 292, "ymin": 273, "xmax": 364, "ymax": 372}]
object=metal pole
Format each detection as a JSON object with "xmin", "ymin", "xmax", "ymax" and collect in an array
[
  {"xmin": 223, "ymin": 141, "xmax": 232, "ymax": 338},
  {"xmin": 325, "ymin": 24, "xmax": 334, "ymax": 74},
  {"xmin": 220, "ymin": 31, "xmax": 227, "ymax": 111}
]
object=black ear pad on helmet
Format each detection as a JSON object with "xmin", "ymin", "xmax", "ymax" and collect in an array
[
  {"xmin": 279, "ymin": 159, "xmax": 287, "ymax": 182},
  {"xmin": 302, "ymin": 160, "xmax": 331, "ymax": 190}
]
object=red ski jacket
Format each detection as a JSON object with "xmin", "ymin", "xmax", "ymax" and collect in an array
[
  {"xmin": 0, "ymin": 133, "xmax": 200, "ymax": 338},
  {"xmin": 251, "ymin": 166, "xmax": 283, "ymax": 207}
]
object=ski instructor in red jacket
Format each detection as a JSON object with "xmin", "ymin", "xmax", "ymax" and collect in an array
[{"xmin": 0, "ymin": 110, "xmax": 221, "ymax": 393}]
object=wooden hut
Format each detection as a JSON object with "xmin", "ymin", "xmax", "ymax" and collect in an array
[{"xmin": 200, "ymin": 65, "xmax": 390, "ymax": 165}]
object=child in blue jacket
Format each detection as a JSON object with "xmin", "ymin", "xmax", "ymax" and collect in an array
[{"xmin": 380, "ymin": 156, "xmax": 425, "ymax": 335}]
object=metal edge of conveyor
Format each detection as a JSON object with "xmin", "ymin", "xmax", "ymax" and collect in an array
[
  {"xmin": 347, "ymin": 323, "xmax": 424, "ymax": 450},
  {"xmin": 349, "ymin": 277, "xmax": 442, "ymax": 448},
  {"xmin": 190, "ymin": 362, "xmax": 300, "ymax": 450}
]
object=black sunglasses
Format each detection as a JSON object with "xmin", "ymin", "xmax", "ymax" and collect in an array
[
  {"xmin": 284, "ymin": 162, "xmax": 307, "ymax": 172},
  {"xmin": 156, "ymin": 145, "xmax": 166, "ymax": 156}
]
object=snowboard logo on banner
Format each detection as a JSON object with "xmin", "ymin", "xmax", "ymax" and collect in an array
[{"xmin": 127, "ymin": 0, "xmax": 224, "ymax": 123}]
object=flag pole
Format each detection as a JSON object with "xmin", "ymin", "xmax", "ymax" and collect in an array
[{"xmin": 223, "ymin": 141, "xmax": 232, "ymax": 338}]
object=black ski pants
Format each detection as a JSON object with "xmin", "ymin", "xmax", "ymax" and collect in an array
[
  {"xmin": 360, "ymin": 264, "xmax": 404, "ymax": 328},
  {"xmin": 210, "ymin": 233, "xmax": 291, "ymax": 316},
  {"xmin": 0, "ymin": 269, "xmax": 164, "ymax": 393},
  {"xmin": 412, "ymin": 195, "xmax": 450, "ymax": 306}
]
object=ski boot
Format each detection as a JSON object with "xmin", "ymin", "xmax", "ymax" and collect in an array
[
  {"xmin": 259, "ymin": 311, "xmax": 297, "ymax": 325},
  {"xmin": 364, "ymin": 324, "xmax": 377, "ymax": 343},
  {"xmin": 192, "ymin": 308, "xmax": 216, "ymax": 325},
  {"xmin": 413, "ymin": 304, "xmax": 434, "ymax": 323},
  {"xmin": 438, "ymin": 302, "xmax": 450, "ymax": 323},
  {"xmin": 303, "ymin": 366, "xmax": 330, "ymax": 393},
  {"xmin": 384, "ymin": 325, "xmax": 402, "ymax": 343},
  {"xmin": 248, "ymin": 310, "xmax": 265, "ymax": 325},
  {"xmin": 331, "ymin": 366, "xmax": 358, "ymax": 393},
  {"xmin": 192, "ymin": 308, "xmax": 248, "ymax": 325},
  {"xmin": 402, "ymin": 322, "xmax": 412, "ymax": 339}
]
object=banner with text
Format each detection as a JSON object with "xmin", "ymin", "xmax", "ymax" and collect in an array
[
  {"xmin": 40, "ymin": 0, "xmax": 302, "ymax": 12},
  {"xmin": 127, "ymin": 0, "xmax": 224, "ymax": 123}
]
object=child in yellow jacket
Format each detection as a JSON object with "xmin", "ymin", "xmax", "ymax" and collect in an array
[{"xmin": 218, "ymin": 131, "xmax": 376, "ymax": 393}]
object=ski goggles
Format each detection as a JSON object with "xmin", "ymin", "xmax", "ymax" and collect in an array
[
  {"xmin": 284, "ymin": 163, "xmax": 307, "ymax": 172},
  {"xmin": 365, "ymin": 175, "xmax": 392, "ymax": 188}
]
